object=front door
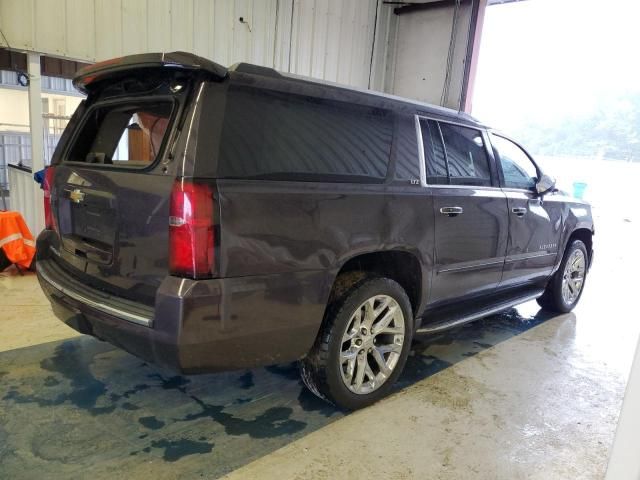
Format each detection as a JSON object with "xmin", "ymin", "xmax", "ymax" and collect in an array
[
  {"xmin": 418, "ymin": 118, "xmax": 509, "ymax": 305},
  {"xmin": 489, "ymin": 134, "xmax": 563, "ymax": 287}
]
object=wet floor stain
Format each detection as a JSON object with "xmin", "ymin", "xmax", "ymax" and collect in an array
[
  {"xmin": 0, "ymin": 301, "xmax": 556, "ymax": 479},
  {"xmin": 131, "ymin": 438, "xmax": 215, "ymax": 462},
  {"xmin": 43, "ymin": 376, "xmax": 60, "ymax": 387},
  {"xmin": 178, "ymin": 394, "xmax": 308, "ymax": 439},
  {"xmin": 147, "ymin": 373, "xmax": 190, "ymax": 393},
  {"xmin": 138, "ymin": 415, "xmax": 166, "ymax": 430},
  {"xmin": 238, "ymin": 371, "xmax": 254, "ymax": 390}
]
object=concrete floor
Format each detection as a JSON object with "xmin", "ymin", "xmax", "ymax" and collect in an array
[{"xmin": 0, "ymin": 213, "xmax": 638, "ymax": 479}]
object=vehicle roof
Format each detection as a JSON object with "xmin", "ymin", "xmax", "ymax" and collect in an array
[
  {"xmin": 228, "ymin": 62, "xmax": 484, "ymax": 126},
  {"xmin": 73, "ymin": 51, "xmax": 485, "ymax": 127}
]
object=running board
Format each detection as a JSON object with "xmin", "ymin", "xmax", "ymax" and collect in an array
[{"xmin": 415, "ymin": 289, "xmax": 545, "ymax": 335}]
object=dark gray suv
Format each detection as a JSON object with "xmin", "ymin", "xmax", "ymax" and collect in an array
[{"xmin": 36, "ymin": 52, "xmax": 594, "ymax": 410}]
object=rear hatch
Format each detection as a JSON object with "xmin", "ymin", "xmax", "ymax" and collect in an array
[{"xmin": 45, "ymin": 53, "xmax": 226, "ymax": 306}]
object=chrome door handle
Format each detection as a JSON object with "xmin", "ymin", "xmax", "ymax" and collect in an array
[
  {"xmin": 440, "ymin": 206, "xmax": 464, "ymax": 217},
  {"xmin": 512, "ymin": 207, "xmax": 527, "ymax": 217}
]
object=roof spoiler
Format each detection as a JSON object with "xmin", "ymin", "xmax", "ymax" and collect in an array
[{"xmin": 73, "ymin": 51, "xmax": 228, "ymax": 94}]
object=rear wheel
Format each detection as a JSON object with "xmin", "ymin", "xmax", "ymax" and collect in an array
[
  {"xmin": 537, "ymin": 239, "xmax": 588, "ymax": 313},
  {"xmin": 301, "ymin": 276, "xmax": 413, "ymax": 410}
]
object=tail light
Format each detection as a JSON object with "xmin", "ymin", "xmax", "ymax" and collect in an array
[
  {"xmin": 169, "ymin": 179, "xmax": 216, "ymax": 279},
  {"xmin": 43, "ymin": 166, "xmax": 56, "ymax": 230}
]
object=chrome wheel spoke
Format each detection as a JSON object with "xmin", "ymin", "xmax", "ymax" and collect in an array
[
  {"xmin": 371, "ymin": 305, "xmax": 398, "ymax": 334},
  {"xmin": 344, "ymin": 356, "xmax": 356, "ymax": 381},
  {"xmin": 354, "ymin": 354, "xmax": 367, "ymax": 389},
  {"xmin": 373, "ymin": 296, "xmax": 391, "ymax": 317},
  {"xmin": 376, "ymin": 326, "xmax": 404, "ymax": 335},
  {"xmin": 341, "ymin": 349, "xmax": 357, "ymax": 361},
  {"xmin": 364, "ymin": 362, "xmax": 376, "ymax": 387},
  {"xmin": 363, "ymin": 299, "xmax": 376, "ymax": 328},
  {"xmin": 371, "ymin": 347, "xmax": 392, "ymax": 377},
  {"xmin": 376, "ymin": 342, "xmax": 402, "ymax": 356}
]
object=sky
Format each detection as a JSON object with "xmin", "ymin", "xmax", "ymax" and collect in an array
[{"xmin": 472, "ymin": 0, "xmax": 640, "ymax": 132}]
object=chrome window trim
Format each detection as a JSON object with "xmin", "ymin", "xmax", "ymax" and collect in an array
[
  {"xmin": 414, "ymin": 113, "xmax": 494, "ymax": 189},
  {"xmin": 487, "ymin": 130, "xmax": 544, "ymax": 187},
  {"xmin": 416, "ymin": 113, "xmax": 484, "ymax": 131},
  {"xmin": 428, "ymin": 184, "xmax": 503, "ymax": 192},
  {"xmin": 413, "ymin": 114, "xmax": 428, "ymax": 187},
  {"xmin": 501, "ymin": 187, "xmax": 538, "ymax": 195},
  {"xmin": 38, "ymin": 264, "xmax": 153, "ymax": 327}
]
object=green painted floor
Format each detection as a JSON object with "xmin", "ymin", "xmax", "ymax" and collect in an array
[{"xmin": 0, "ymin": 302, "xmax": 553, "ymax": 479}]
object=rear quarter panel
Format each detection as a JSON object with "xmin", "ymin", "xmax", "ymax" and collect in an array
[{"xmin": 217, "ymin": 180, "xmax": 434, "ymax": 313}]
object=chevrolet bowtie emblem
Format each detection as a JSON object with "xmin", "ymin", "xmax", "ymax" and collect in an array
[{"xmin": 69, "ymin": 189, "xmax": 85, "ymax": 203}]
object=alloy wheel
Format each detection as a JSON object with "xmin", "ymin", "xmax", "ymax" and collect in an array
[
  {"xmin": 339, "ymin": 295, "xmax": 405, "ymax": 395},
  {"xmin": 561, "ymin": 249, "xmax": 586, "ymax": 305}
]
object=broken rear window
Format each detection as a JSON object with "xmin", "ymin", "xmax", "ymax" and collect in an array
[{"xmin": 66, "ymin": 102, "xmax": 173, "ymax": 168}]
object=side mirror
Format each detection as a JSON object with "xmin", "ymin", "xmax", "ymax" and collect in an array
[{"xmin": 536, "ymin": 173, "xmax": 556, "ymax": 195}]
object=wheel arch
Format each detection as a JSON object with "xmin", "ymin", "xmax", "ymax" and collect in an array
[
  {"xmin": 327, "ymin": 250, "xmax": 423, "ymax": 318},
  {"xmin": 566, "ymin": 227, "xmax": 593, "ymax": 267}
]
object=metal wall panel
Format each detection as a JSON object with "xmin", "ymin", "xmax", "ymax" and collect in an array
[
  {"xmin": 288, "ymin": 0, "xmax": 378, "ymax": 88},
  {"xmin": 0, "ymin": 0, "xmax": 34, "ymax": 51},
  {"xmin": 192, "ymin": 0, "xmax": 213, "ymax": 59},
  {"xmin": 94, "ymin": 0, "xmax": 123, "ymax": 61},
  {"xmin": 273, "ymin": 0, "xmax": 293, "ymax": 71},
  {"xmin": 121, "ymin": 0, "xmax": 148, "ymax": 55},
  {"xmin": 8, "ymin": 166, "xmax": 42, "ymax": 236},
  {"xmin": 66, "ymin": 0, "xmax": 96, "ymax": 60},
  {"xmin": 171, "ymin": 0, "xmax": 194, "ymax": 52},
  {"xmin": 34, "ymin": 0, "xmax": 65, "ymax": 57},
  {"xmin": 147, "ymin": 0, "xmax": 172, "ymax": 53},
  {"xmin": 0, "ymin": 0, "xmax": 380, "ymax": 90},
  {"xmin": 390, "ymin": 2, "xmax": 473, "ymax": 109}
]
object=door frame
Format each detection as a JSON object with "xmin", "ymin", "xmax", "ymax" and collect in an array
[
  {"xmin": 486, "ymin": 131, "xmax": 563, "ymax": 286},
  {"xmin": 414, "ymin": 114, "xmax": 509, "ymax": 305}
]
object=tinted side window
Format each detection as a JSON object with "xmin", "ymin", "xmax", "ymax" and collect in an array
[
  {"xmin": 420, "ymin": 119, "xmax": 448, "ymax": 184},
  {"xmin": 439, "ymin": 123, "xmax": 491, "ymax": 187},
  {"xmin": 394, "ymin": 115, "xmax": 421, "ymax": 182},
  {"xmin": 218, "ymin": 86, "xmax": 392, "ymax": 182},
  {"xmin": 490, "ymin": 134, "xmax": 538, "ymax": 189}
]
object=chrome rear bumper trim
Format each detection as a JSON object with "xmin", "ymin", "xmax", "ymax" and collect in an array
[{"xmin": 38, "ymin": 263, "xmax": 153, "ymax": 327}]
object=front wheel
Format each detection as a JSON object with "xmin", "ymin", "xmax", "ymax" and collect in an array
[
  {"xmin": 301, "ymin": 276, "xmax": 413, "ymax": 410},
  {"xmin": 537, "ymin": 239, "xmax": 588, "ymax": 313}
]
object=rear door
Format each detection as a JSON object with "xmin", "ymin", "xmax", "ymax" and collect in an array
[
  {"xmin": 418, "ymin": 118, "xmax": 509, "ymax": 305},
  {"xmin": 489, "ymin": 133, "xmax": 563, "ymax": 286},
  {"xmin": 48, "ymin": 74, "xmax": 191, "ymax": 306}
]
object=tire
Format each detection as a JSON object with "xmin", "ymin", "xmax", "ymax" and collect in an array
[
  {"xmin": 300, "ymin": 276, "xmax": 413, "ymax": 410},
  {"xmin": 537, "ymin": 239, "xmax": 588, "ymax": 313}
]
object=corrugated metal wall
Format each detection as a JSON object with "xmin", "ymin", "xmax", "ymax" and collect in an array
[
  {"xmin": 0, "ymin": 0, "xmax": 381, "ymax": 89},
  {"xmin": 7, "ymin": 166, "xmax": 43, "ymax": 235}
]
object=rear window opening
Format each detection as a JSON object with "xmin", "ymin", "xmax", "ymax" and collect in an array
[{"xmin": 66, "ymin": 102, "xmax": 174, "ymax": 168}]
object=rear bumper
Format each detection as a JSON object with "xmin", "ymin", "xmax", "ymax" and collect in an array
[{"xmin": 37, "ymin": 258, "xmax": 329, "ymax": 373}]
